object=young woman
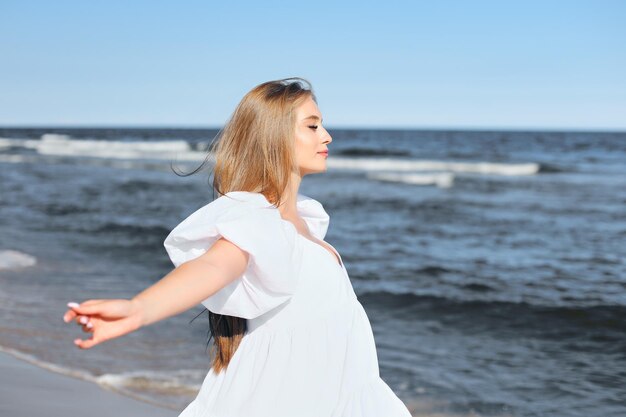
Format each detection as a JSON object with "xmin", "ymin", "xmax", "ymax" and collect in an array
[{"xmin": 62, "ymin": 77, "xmax": 412, "ymax": 416}]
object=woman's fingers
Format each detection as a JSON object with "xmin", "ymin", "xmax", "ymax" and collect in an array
[
  {"xmin": 67, "ymin": 300, "xmax": 104, "ymax": 317},
  {"xmin": 63, "ymin": 308, "xmax": 77, "ymax": 323},
  {"xmin": 63, "ymin": 300, "xmax": 103, "ymax": 325},
  {"xmin": 64, "ymin": 299, "xmax": 138, "ymax": 349},
  {"xmin": 63, "ymin": 301, "xmax": 91, "ymax": 323},
  {"xmin": 74, "ymin": 320, "xmax": 103, "ymax": 349},
  {"xmin": 63, "ymin": 301, "xmax": 95, "ymax": 336},
  {"xmin": 74, "ymin": 334, "xmax": 99, "ymax": 349},
  {"xmin": 64, "ymin": 299, "xmax": 131, "ymax": 321},
  {"xmin": 75, "ymin": 320, "xmax": 116, "ymax": 349},
  {"xmin": 79, "ymin": 316, "xmax": 95, "ymax": 332}
]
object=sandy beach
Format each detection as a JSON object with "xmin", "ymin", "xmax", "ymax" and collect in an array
[{"xmin": 0, "ymin": 349, "xmax": 178, "ymax": 417}]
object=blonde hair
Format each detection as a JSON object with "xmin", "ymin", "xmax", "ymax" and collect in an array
[{"xmin": 172, "ymin": 77, "xmax": 316, "ymax": 373}]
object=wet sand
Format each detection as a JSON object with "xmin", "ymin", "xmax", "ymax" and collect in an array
[{"xmin": 0, "ymin": 350, "xmax": 178, "ymax": 417}]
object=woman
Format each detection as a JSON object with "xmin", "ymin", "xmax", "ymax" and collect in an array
[{"xmin": 62, "ymin": 77, "xmax": 412, "ymax": 416}]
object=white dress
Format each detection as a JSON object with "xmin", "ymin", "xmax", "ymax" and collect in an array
[{"xmin": 163, "ymin": 191, "xmax": 412, "ymax": 417}]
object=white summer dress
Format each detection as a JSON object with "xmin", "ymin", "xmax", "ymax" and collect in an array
[{"xmin": 163, "ymin": 191, "xmax": 412, "ymax": 417}]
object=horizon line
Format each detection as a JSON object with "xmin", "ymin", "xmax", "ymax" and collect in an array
[{"xmin": 0, "ymin": 124, "xmax": 625, "ymax": 134}]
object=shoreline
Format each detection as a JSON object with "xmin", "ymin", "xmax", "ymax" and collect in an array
[{"xmin": 0, "ymin": 348, "xmax": 178, "ymax": 416}]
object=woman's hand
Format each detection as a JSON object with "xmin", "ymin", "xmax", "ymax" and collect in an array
[
  {"xmin": 62, "ymin": 299, "xmax": 144, "ymax": 349},
  {"xmin": 61, "ymin": 238, "xmax": 249, "ymax": 349}
]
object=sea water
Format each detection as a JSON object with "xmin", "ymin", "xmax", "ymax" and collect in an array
[{"xmin": 0, "ymin": 127, "xmax": 624, "ymax": 416}]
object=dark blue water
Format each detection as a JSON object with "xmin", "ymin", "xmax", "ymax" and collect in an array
[{"xmin": 0, "ymin": 127, "xmax": 624, "ymax": 416}]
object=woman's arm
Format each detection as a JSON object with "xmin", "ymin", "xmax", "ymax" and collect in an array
[
  {"xmin": 63, "ymin": 237, "xmax": 249, "ymax": 349},
  {"xmin": 133, "ymin": 237, "xmax": 249, "ymax": 327}
]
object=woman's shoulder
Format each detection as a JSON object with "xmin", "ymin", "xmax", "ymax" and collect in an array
[
  {"xmin": 210, "ymin": 191, "xmax": 274, "ymax": 210},
  {"xmin": 163, "ymin": 190, "xmax": 298, "ymax": 265}
]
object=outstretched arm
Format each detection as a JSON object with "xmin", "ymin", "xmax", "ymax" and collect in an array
[{"xmin": 63, "ymin": 237, "xmax": 249, "ymax": 349}]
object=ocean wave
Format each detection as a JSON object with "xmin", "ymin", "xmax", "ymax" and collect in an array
[
  {"xmin": 97, "ymin": 368, "xmax": 202, "ymax": 394},
  {"xmin": 357, "ymin": 289, "xmax": 626, "ymax": 335},
  {"xmin": 36, "ymin": 134, "xmax": 204, "ymax": 161},
  {"xmin": 0, "ymin": 250, "xmax": 37, "ymax": 270},
  {"xmin": 0, "ymin": 137, "xmax": 42, "ymax": 150},
  {"xmin": 328, "ymin": 157, "xmax": 540, "ymax": 176},
  {"xmin": 367, "ymin": 172, "xmax": 455, "ymax": 188},
  {"xmin": 0, "ymin": 134, "xmax": 208, "ymax": 162}
]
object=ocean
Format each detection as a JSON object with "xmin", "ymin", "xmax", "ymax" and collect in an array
[{"xmin": 0, "ymin": 127, "xmax": 624, "ymax": 417}]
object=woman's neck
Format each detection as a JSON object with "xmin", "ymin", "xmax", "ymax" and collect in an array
[{"xmin": 277, "ymin": 173, "xmax": 302, "ymax": 219}]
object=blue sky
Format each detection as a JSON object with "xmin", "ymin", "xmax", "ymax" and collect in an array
[{"xmin": 1, "ymin": 1, "xmax": 624, "ymax": 130}]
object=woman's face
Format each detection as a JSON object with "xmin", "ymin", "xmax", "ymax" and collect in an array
[{"xmin": 294, "ymin": 96, "xmax": 332, "ymax": 176}]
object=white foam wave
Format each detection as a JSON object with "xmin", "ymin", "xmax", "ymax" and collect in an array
[
  {"xmin": 0, "ymin": 134, "xmax": 207, "ymax": 162},
  {"xmin": 328, "ymin": 157, "xmax": 539, "ymax": 176},
  {"xmin": 368, "ymin": 172, "xmax": 455, "ymax": 188},
  {"xmin": 0, "ymin": 137, "xmax": 42, "ymax": 150},
  {"xmin": 97, "ymin": 369, "xmax": 202, "ymax": 396},
  {"xmin": 40, "ymin": 133, "xmax": 72, "ymax": 141},
  {"xmin": 0, "ymin": 250, "xmax": 37, "ymax": 270},
  {"xmin": 36, "ymin": 133, "xmax": 206, "ymax": 161}
]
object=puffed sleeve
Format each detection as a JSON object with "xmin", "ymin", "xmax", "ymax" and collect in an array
[{"xmin": 163, "ymin": 191, "xmax": 301, "ymax": 319}]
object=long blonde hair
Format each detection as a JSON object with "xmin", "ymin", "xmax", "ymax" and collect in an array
[{"xmin": 173, "ymin": 77, "xmax": 316, "ymax": 373}]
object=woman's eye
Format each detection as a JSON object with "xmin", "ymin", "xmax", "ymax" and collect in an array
[{"xmin": 308, "ymin": 125, "xmax": 318, "ymax": 130}]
